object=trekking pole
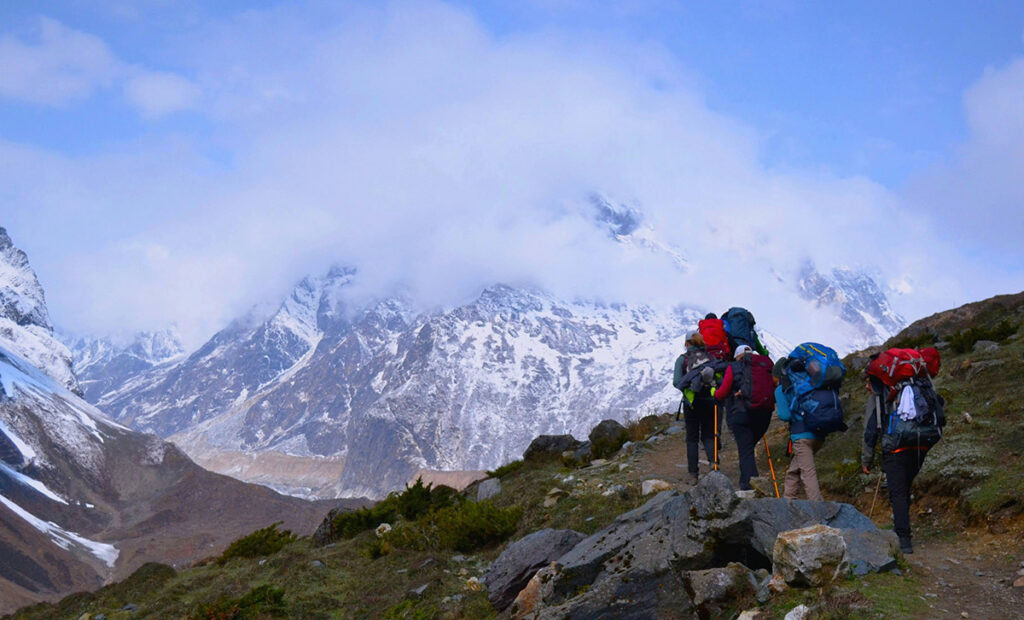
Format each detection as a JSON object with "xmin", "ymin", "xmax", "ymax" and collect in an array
[
  {"xmin": 868, "ymin": 471, "xmax": 883, "ymax": 518},
  {"xmin": 713, "ymin": 404, "xmax": 719, "ymax": 471},
  {"xmin": 762, "ymin": 436, "xmax": 780, "ymax": 498},
  {"xmin": 676, "ymin": 395, "xmax": 684, "ymax": 421}
]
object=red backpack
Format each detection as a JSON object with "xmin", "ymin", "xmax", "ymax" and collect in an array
[
  {"xmin": 920, "ymin": 347, "xmax": 941, "ymax": 377},
  {"xmin": 866, "ymin": 348, "xmax": 928, "ymax": 387},
  {"xmin": 740, "ymin": 353, "xmax": 775, "ymax": 410},
  {"xmin": 699, "ymin": 318, "xmax": 731, "ymax": 361}
]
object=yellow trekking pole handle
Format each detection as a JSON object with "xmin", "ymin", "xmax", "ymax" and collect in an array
[{"xmin": 763, "ymin": 435, "xmax": 780, "ymax": 498}]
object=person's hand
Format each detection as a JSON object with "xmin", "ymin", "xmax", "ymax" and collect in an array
[{"xmin": 861, "ymin": 465, "xmax": 870, "ymax": 475}]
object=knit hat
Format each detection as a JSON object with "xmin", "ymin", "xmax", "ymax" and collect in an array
[{"xmin": 734, "ymin": 344, "xmax": 753, "ymax": 358}]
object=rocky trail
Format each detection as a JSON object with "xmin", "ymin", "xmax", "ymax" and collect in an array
[{"xmin": 631, "ymin": 418, "xmax": 1024, "ymax": 619}]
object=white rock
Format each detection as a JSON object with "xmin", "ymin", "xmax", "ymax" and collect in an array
[{"xmin": 785, "ymin": 604, "xmax": 812, "ymax": 620}]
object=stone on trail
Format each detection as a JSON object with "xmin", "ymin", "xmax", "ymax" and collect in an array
[
  {"xmin": 773, "ymin": 524, "xmax": 849, "ymax": 587},
  {"xmin": 641, "ymin": 478, "xmax": 673, "ymax": 495},
  {"xmin": 785, "ymin": 604, "xmax": 813, "ymax": 620},
  {"xmin": 1014, "ymin": 575, "xmax": 1024, "ymax": 588},
  {"xmin": 484, "ymin": 528, "xmax": 585, "ymax": 612}
]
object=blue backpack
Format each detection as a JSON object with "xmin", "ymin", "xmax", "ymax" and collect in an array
[
  {"xmin": 721, "ymin": 307, "xmax": 768, "ymax": 355},
  {"xmin": 784, "ymin": 342, "xmax": 848, "ymax": 435}
]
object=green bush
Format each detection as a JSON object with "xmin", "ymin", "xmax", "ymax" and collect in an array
[
  {"xmin": 192, "ymin": 584, "xmax": 287, "ymax": 619},
  {"xmin": 326, "ymin": 479, "xmax": 457, "ymax": 541},
  {"xmin": 487, "ymin": 459, "xmax": 524, "ymax": 479},
  {"xmin": 217, "ymin": 523, "xmax": 296, "ymax": 564},
  {"xmin": 948, "ymin": 320, "xmax": 1019, "ymax": 354},
  {"xmin": 386, "ymin": 500, "xmax": 522, "ymax": 552}
]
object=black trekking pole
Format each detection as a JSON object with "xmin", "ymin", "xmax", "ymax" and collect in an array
[{"xmin": 676, "ymin": 395, "xmax": 685, "ymax": 421}]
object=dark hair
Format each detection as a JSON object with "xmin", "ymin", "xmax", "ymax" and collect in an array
[{"xmin": 704, "ymin": 312, "xmax": 717, "ymax": 320}]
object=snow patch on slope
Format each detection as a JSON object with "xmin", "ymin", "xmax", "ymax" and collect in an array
[{"xmin": 0, "ymin": 494, "xmax": 118, "ymax": 567}]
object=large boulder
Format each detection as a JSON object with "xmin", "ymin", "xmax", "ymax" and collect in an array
[
  {"xmin": 523, "ymin": 434, "xmax": 581, "ymax": 461},
  {"xmin": 772, "ymin": 524, "xmax": 849, "ymax": 587},
  {"xmin": 509, "ymin": 473, "xmax": 898, "ymax": 618},
  {"xmin": 476, "ymin": 477, "xmax": 501, "ymax": 501},
  {"xmin": 514, "ymin": 472, "xmax": 755, "ymax": 618},
  {"xmin": 589, "ymin": 419, "xmax": 629, "ymax": 458},
  {"xmin": 484, "ymin": 528, "xmax": 586, "ymax": 612},
  {"xmin": 747, "ymin": 498, "xmax": 897, "ymax": 576}
]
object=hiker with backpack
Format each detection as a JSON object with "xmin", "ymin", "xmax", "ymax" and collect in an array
[
  {"xmin": 673, "ymin": 333, "xmax": 722, "ymax": 485},
  {"xmin": 715, "ymin": 344, "xmax": 775, "ymax": 493},
  {"xmin": 720, "ymin": 307, "xmax": 770, "ymax": 357},
  {"xmin": 861, "ymin": 347, "xmax": 945, "ymax": 554},
  {"xmin": 775, "ymin": 343, "xmax": 848, "ymax": 501}
]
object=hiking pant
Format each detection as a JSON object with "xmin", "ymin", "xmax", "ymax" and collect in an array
[
  {"xmin": 783, "ymin": 438, "xmax": 824, "ymax": 501},
  {"xmin": 728, "ymin": 408, "xmax": 772, "ymax": 491},
  {"xmin": 883, "ymin": 449, "xmax": 927, "ymax": 541},
  {"xmin": 685, "ymin": 397, "xmax": 716, "ymax": 474}
]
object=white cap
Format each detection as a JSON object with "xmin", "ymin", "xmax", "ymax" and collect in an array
[{"xmin": 734, "ymin": 344, "xmax": 753, "ymax": 358}]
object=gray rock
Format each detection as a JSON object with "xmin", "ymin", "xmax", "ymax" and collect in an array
[
  {"xmin": 122, "ymin": 604, "xmax": 138, "ymax": 612},
  {"xmin": 641, "ymin": 479, "xmax": 672, "ymax": 495},
  {"xmin": 589, "ymin": 419, "xmax": 629, "ymax": 458},
  {"xmin": 562, "ymin": 440, "xmax": 593, "ymax": 467},
  {"xmin": 682, "ymin": 562, "xmax": 757, "ymax": 617},
  {"xmin": 523, "ymin": 434, "xmax": 581, "ymax": 461},
  {"xmin": 973, "ymin": 340, "xmax": 1000, "ymax": 352},
  {"xmin": 522, "ymin": 472, "xmax": 755, "ymax": 618},
  {"xmin": 310, "ymin": 560, "xmax": 325, "ymax": 569},
  {"xmin": 477, "ymin": 477, "xmax": 501, "ymax": 501},
  {"xmin": 747, "ymin": 497, "xmax": 897, "ymax": 575},
  {"xmin": 785, "ymin": 604, "xmax": 812, "ymax": 620},
  {"xmin": 483, "ymin": 528, "xmax": 586, "ymax": 612},
  {"xmin": 406, "ymin": 583, "xmax": 430, "ymax": 600}
]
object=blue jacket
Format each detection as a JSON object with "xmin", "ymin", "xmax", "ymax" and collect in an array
[{"xmin": 775, "ymin": 385, "xmax": 822, "ymax": 442}]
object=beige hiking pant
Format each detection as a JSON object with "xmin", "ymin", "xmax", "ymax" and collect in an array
[{"xmin": 783, "ymin": 438, "xmax": 824, "ymax": 501}]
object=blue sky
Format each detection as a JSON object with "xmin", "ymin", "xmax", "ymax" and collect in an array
[{"xmin": 2, "ymin": 1, "xmax": 1023, "ymax": 344}]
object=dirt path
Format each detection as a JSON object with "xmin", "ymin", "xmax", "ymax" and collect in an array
[{"xmin": 630, "ymin": 419, "xmax": 1024, "ymax": 619}]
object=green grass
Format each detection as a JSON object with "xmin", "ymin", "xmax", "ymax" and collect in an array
[{"xmin": 764, "ymin": 572, "xmax": 928, "ymax": 619}]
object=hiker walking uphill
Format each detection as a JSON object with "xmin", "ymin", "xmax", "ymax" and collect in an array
[
  {"xmin": 862, "ymin": 347, "xmax": 946, "ymax": 555},
  {"xmin": 672, "ymin": 333, "xmax": 723, "ymax": 485},
  {"xmin": 775, "ymin": 343, "xmax": 848, "ymax": 502},
  {"xmin": 715, "ymin": 344, "xmax": 774, "ymax": 493}
]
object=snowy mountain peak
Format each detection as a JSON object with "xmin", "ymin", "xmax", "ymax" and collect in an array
[
  {"xmin": 0, "ymin": 227, "xmax": 78, "ymax": 393},
  {"xmin": 589, "ymin": 194, "xmax": 643, "ymax": 237},
  {"xmin": 797, "ymin": 261, "xmax": 905, "ymax": 348},
  {"xmin": 0, "ymin": 227, "xmax": 52, "ymax": 331}
]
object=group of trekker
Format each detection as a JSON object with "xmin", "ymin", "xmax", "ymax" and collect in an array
[{"xmin": 673, "ymin": 307, "xmax": 946, "ymax": 555}]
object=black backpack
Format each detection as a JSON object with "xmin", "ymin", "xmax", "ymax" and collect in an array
[
  {"xmin": 880, "ymin": 376, "xmax": 945, "ymax": 453},
  {"xmin": 721, "ymin": 307, "xmax": 768, "ymax": 356}
]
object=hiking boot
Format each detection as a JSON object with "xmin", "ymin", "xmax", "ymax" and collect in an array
[
  {"xmin": 899, "ymin": 537, "xmax": 913, "ymax": 554},
  {"xmin": 687, "ymin": 472, "xmax": 699, "ymax": 486}
]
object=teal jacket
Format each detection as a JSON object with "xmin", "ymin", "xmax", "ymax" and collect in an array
[{"xmin": 775, "ymin": 385, "xmax": 822, "ymax": 442}]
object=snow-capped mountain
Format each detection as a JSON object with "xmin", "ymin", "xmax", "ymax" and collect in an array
[
  {"xmin": 91, "ymin": 266, "xmax": 792, "ymax": 499},
  {"xmin": 797, "ymin": 261, "xmax": 905, "ymax": 350},
  {"xmin": 65, "ymin": 327, "xmax": 186, "ymax": 403},
  {"xmin": 0, "ymin": 227, "xmax": 78, "ymax": 394},
  {"xmin": 0, "ymin": 228, "xmax": 331, "ymax": 614}
]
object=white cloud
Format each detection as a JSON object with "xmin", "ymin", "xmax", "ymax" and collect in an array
[
  {"xmin": 123, "ymin": 71, "xmax": 201, "ymax": 117},
  {"xmin": 0, "ymin": 17, "xmax": 119, "ymax": 105},
  {"xmin": 0, "ymin": 16, "xmax": 201, "ymax": 118},
  {"xmin": 5, "ymin": 2, "xmax": 1017, "ymax": 347}
]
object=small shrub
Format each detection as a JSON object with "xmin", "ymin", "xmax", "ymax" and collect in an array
[
  {"xmin": 327, "ymin": 480, "xmax": 457, "ymax": 541},
  {"xmin": 487, "ymin": 459, "xmax": 524, "ymax": 479},
  {"xmin": 387, "ymin": 500, "xmax": 522, "ymax": 552},
  {"xmin": 362, "ymin": 538, "xmax": 392, "ymax": 560},
  {"xmin": 948, "ymin": 320, "xmax": 1019, "ymax": 354},
  {"xmin": 192, "ymin": 584, "xmax": 287, "ymax": 619},
  {"xmin": 217, "ymin": 522, "xmax": 296, "ymax": 564},
  {"xmin": 889, "ymin": 331, "xmax": 937, "ymax": 350}
]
